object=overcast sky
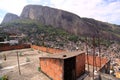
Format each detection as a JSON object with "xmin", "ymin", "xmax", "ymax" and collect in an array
[{"xmin": 0, "ymin": 0, "xmax": 120, "ymax": 25}]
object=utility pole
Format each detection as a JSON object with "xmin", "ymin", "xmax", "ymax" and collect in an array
[
  {"xmin": 86, "ymin": 37, "xmax": 90, "ymax": 75},
  {"xmin": 98, "ymin": 35, "xmax": 101, "ymax": 68},
  {"xmin": 94, "ymin": 38, "xmax": 97, "ymax": 71},
  {"xmin": 92, "ymin": 36, "xmax": 96, "ymax": 80},
  {"xmin": 17, "ymin": 51, "xmax": 21, "ymax": 75}
]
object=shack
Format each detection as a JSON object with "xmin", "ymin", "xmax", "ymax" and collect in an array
[{"xmin": 39, "ymin": 51, "xmax": 85, "ymax": 80}]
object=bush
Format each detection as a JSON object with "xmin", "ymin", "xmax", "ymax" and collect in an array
[
  {"xmin": 26, "ymin": 57, "xmax": 30, "ymax": 62},
  {"xmin": 18, "ymin": 52, "xmax": 23, "ymax": 56},
  {"xmin": 68, "ymin": 35, "xmax": 79, "ymax": 42},
  {"xmin": 31, "ymin": 48, "xmax": 34, "ymax": 51},
  {"xmin": 38, "ymin": 67, "xmax": 41, "ymax": 72},
  {"xmin": 0, "ymin": 75, "xmax": 8, "ymax": 80}
]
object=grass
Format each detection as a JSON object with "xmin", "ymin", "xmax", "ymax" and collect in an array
[
  {"xmin": 26, "ymin": 57, "xmax": 30, "ymax": 62},
  {"xmin": 38, "ymin": 67, "xmax": 41, "ymax": 72}
]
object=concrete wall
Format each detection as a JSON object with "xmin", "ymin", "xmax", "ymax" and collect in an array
[
  {"xmin": 40, "ymin": 58, "xmax": 64, "ymax": 80},
  {"xmin": 0, "ymin": 44, "xmax": 30, "ymax": 51},
  {"xmin": 85, "ymin": 55, "xmax": 108, "ymax": 67},
  {"xmin": 31, "ymin": 45, "xmax": 65, "ymax": 54},
  {"xmin": 76, "ymin": 53, "xmax": 85, "ymax": 77}
]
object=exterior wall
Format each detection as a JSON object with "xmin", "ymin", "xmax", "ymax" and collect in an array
[
  {"xmin": 0, "ymin": 44, "xmax": 30, "ymax": 51},
  {"xmin": 40, "ymin": 58, "xmax": 64, "ymax": 80},
  {"xmin": 31, "ymin": 45, "xmax": 64, "ymax": 54},
  {"xmin": 76, "ymin": 53, "xmax": 85, "ymax": 77},
  {"xmin": 85, "ymin": 55, "xmax": 108, "ymax": 67}
]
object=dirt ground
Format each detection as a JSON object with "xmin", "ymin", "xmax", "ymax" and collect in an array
[{"xmin": 0, "ymin": 49, "xmax": 50, "ymax": 80}]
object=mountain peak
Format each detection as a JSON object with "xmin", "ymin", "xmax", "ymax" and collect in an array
[
  {"xmin": 2, "ymin": 13, "xmax": 20, "ymax": 24},
  {"xmin": 1, "ymin": 5, "xmax": 120, "ymax": 41}
]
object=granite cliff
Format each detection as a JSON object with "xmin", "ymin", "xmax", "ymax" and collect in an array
[
  {"xmin": 2, "ymin": 13, "xmax": 20, "ymax": 23},
  {"xmin": 2, "ymin": 5, "xmax": 120, "ymax": 40}
]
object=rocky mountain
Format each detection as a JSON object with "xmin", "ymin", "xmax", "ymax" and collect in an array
[
  {"xmin": 1, "ymin": 5, "xmax": 120, "ymax": 41},
  {"xmin": 20, "ymin": 5, "xmax": 120, "ymax": 39},
  {"xmin": 20, "ymin": 5, "xmax": 95, "ymax": 36},
  {"xmin": 2, "ymin": 13, "xmax": 20, "ymax": 23}
]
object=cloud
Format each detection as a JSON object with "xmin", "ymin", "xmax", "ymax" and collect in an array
[
  {"xmin": 0, "ymin": 0, "xmax": 27, "ymax": 15},
  {"xmin": 27, "ymin": 0, "xmax": 52, "ymax": 6},
  {"xmin": 0, "ymin": 9, "xmax": 6, "ymax": 23},
  {"xmin": 0, "ymin": 0, "xmax": 120, "ymax": 24},
  {"xmin": 49, "ymin": 0, "xmax": 120, "ymax": 24},
  {"xmin": 0, "ymin": 17, "xmax": 3, "ymax": 23},
  {"xmin": 90, "ymin": 0, "xmax": 120, "ymax": 24},
  {"xmin": 0, "ymin": 0, "xmax": 28, "ymax": 23}
]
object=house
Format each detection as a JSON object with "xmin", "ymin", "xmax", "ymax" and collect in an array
[{"xmin": 39, "ymin": 51, "xmax": 85, "ymax": 80}]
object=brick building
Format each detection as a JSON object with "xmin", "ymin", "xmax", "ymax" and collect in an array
[{"xmin": 39, "ymin": 51, "xmax": 85, "ymax": 80}]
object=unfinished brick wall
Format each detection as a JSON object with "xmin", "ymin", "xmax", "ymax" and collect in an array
[
  {"xmin": 40, "ymin": 52, "xmax": 86, "ymax": 80},
  {"xmin": 40, "ymin": 58, "xmax": 64, "ymax": 80},
  {"xmin": 0, "ymin": 44, "xmax": 30, "ymax": 51},
  {"xmin": 85, "ymin": 55, "xmax": 108, "ymax": 67},
  {"xmin": 31, "ymin": 45, "xmax": 65, "ymax": 54},
  {"xmin": 76, "ymin": 53, "xmax": 85, "ymax": 77}
]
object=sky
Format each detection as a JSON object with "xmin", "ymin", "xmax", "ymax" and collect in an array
[{"xmin": 0, "ymin": 0, "xmax": 120, "ymax": 25}]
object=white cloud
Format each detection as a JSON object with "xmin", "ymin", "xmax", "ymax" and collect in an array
[
  {"xmin": 27, "ymin": 0, "xmax": 42, "ymax": 4},
  {"xmin": 0, "ymin": 0, "xmax": 27, "ymax": 15},
  {"xmin": 0, "ymin": 0, "xmax": 120, "ymax": 24},
  {"xmin": 49, "ymin": 0, "xmax": 120, "ymax": 24},
  {"xmin": 0, "ymin": 17, "xmax": 3, "ymax": 23}
]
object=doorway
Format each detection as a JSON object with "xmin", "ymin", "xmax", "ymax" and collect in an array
[{"xmin": 64, "ymin": 57, "xmax": 76, "ymax": 80}]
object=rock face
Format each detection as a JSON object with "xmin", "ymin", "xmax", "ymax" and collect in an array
[
  {"xmin": 2, "ymin": 13, "xmax": 19, "ymax": 23},
  {"xmin": 20, "ymin": 5, "xmax": 120, "ymax": 38},
  {"xmin": 20, "ymin": 5, "xmax": 95, "ymax": 36},
  {"xmin": 2, "ymin": 5, "xmax": 120, "ymax": 40}
]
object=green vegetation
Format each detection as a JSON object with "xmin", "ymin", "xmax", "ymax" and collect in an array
[
  {"xmin": 38, "ymin": 67, "xmax": 41, "ymax": 72},
  {"xmin": 1, "ymin": 19, "xmax": 119, "ymax": 49},
  {"xmin": 68, "ymin": 35, "xmax": 79, "ymax": 42},
  {"xmin": 31, "ymin": 48, "xmax": 34, "ymax": 51},
  {"xmin": 18, "ymin": 52, "xmax": 23, "ymax": 56},
  {"xmin": 26, "ymin": 57, "xmax": 30, "ymax": 62},
  {"xmin": 2, "ymin": 19, "xmax": 76, "ymax": 47},
  {"xmin": 0, "ymin": 75, "xmax": 8, "ymax": 80}
]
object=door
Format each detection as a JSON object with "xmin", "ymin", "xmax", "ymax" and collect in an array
[{"xmin": 64, "ymin": 57, "xmax": 76, "ymax": 80}]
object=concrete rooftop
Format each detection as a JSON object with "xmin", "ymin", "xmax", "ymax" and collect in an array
[{"xmin": 39, "ymin": 51, "xmax": 85, "ymax": 59}]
